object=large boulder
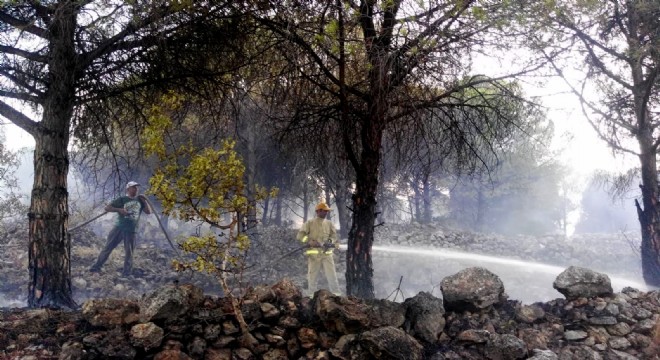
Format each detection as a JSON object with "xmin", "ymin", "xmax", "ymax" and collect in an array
[
  {"xmin": 552, "ymin": 266, "xmax": 613, "ymax": 300},
  {"xmin": 314, "ymin": 290, "xmax": 370, "ymax": 334},
  {"xmin": 139, "ymin": 284, "xmax": 204, "ymax": 323},
  {"xmin": 81, "ymin": 298, "xmax": 140, "ymax": 328},
  {"xmin": 364, "ymin": 298, "xmax": 407, "ymax": 328},
  {"xmin": 271, "ymin": 278, "xmax": 303, "ymax": 303},
  {"xmin": 441, "ymin": 267, "xmax": 506, "ymax": 311},
  {"xmin": 359, "ymin": 326, "xmax": 424, "ymax": 360},
  {"xmin": 330, "ymin": 334, "xmax": 371, "ymax": 360},
  {"xmin": 403, "ymin": 292, "xmax": 445, "ymax": 343}
]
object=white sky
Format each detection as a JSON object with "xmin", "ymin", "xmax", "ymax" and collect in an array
[{"xmin": 2, "ymin": 123, "xmax": 34, "ymax": 151}]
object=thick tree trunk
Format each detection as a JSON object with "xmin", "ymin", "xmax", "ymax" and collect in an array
[
  {"xmin": 28, "ymin": 1, "xmax": 77, "ymax": 308},
  {"xmin": 346, "ymin": 114, "xmax": 382, "ymax": 299},
  {"xmin": 28, "ymin": 132, "xmax": 75, "ymax": 308},
  {"xmin": 346, "ymin": 169, "xmax": 378, "ymax": 299},
  {"xmin": 636, "ymin": 114, "xmax": 660, "ymax": 286}
]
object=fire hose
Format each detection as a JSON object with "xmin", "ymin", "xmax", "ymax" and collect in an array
[
  {"xmin": 68, "ymin": 200, "xmax": 343, "ymax": 278},
  {"xmin": 240, "ymin": 240, "xmax": 342, "ymax": 277},
  {"xmin": 69, "ymin": 211, "xmax": 107, "ymax": 232},
  {"xmin": 68, "ymin": 196, "xmax": 180, "ymax": 256},
  {"xmin": 141, "ymin": 196, "xmax": 180, "ymax": 256}
]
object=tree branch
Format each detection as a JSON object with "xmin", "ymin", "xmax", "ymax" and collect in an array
[
  {"xmin": 0, "ymin": 10, "xmax": 48, "ymax": 38},
  {"xmin": 0, "ymin": 100, "xmax": 38, "ymax": 136}
]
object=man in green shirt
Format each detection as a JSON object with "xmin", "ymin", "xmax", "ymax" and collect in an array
[
  {"xmin": 89, "ymin": 181, "xmax": 152, "ymax": 276},
  {"xmin": 297, "ymin": 202, "xmax": 341, "ymax": 296}
]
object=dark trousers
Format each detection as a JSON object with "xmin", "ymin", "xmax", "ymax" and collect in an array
[{"xmin": 91, "ymin": 227, "xmax": 135, "ymax": 274}]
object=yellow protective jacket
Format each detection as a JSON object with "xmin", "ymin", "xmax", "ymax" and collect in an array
[{"xmin": 297, "ymin": 217, "xmax": 338, "ymax": 255}]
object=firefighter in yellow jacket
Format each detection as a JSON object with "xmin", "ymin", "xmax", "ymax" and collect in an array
[{"xmin": 297, "ymin": 202, "xmax": 341, "ymax": 296}]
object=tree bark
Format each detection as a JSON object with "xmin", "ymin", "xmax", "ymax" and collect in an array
[
  {"xmin": 28, "ymin": 1, "xmax": 78, "ymax": 309},
  {"xmin": 346, "ymin": 162, "xmax": 378, "ymax": 298},
  {"xmin": 346, "ymin": 103, "xmax": 384, "ymax": 299},
  {"xmin": 636, "ymin": 104, "xmax": 660, "ymax": 286},
  {"xmin": 628, "ymin": 0, "xmax": 660, "ymax": 286}
]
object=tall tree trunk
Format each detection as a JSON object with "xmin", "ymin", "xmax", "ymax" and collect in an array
[
  {"xmin": 274, "ymin": 196, "xmax": 282, "ymax": 226},
  {"xmin": 261, "ymin": 196, "xmax": 270, "ymax": 226},
  {"xmin": 346, "ymin": 110, "xmax": 383, "ymax": 299},
  {"xmin": 335, "ymin": 182, "xmax": 351, "ymax": 239},
  {"xmin": 28, "ymin": 1, "xmax": 78, "ymax": 309},
  {"xmin": 636, "ymin": 110, "xmax": 660, "ymax": 286},
  {"xmin": 627, "ymin": 2, "xmax": 660, "ymax": 286},
  {"xmin": 411, "ymin": 180, "xmax": 421, "ymax": 223},
  {"xmin": 346, "ymin": 157, "xmax": 379, "ymax": 299},
  {"xmin": 302, "ymin": 181, "xmax": 309, "ymax": 223},
  {"xmin": 422, "ymin": 176, "xmax": 432, "ymax": 224}
]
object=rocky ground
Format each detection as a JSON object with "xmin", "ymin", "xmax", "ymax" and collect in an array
[{"xmin": 0, "ymin": 220, "xmax": 657, "ymax": 359}]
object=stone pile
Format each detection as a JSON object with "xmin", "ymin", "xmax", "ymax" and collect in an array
[{"xmin": 1, "ymin": 266, "xmax": 659, "ymax": 359}]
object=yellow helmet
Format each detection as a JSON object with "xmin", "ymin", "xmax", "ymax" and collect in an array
[{"xmin": 315, "ymin": 202, "xmax": 331, "ymax": 211}]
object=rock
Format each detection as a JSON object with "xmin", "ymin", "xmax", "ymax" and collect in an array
[
  {"xmin": 527, "ymin": 349, "xmax": 558, "ymax": 360},
  {"xmin": 552, "ymin": 266, "xmax": 613, "ymax": 300},
  {"xmin": 271, "ymin": 278, "xmax": 302, "ymax": 303},
  {"xmin": 607, "ymin": 322, "xmax": 632, "ymax": 336},
  {"xmin": 139, "ymin": 284, "xmax": 204, "ymax": 323},
  {"xmin": 402, "ymin": 291, "xmax": 445, "ymax": 343},
  {"xmin": 441, "ymin": 267, "xmax": 506, "ymax": 311},
  {"xmin": 81, "ymin": 298, "xmax": 140, "ymax": 328},
  {"xmin": 129, "ymin": 322, "xmax": 164, "ymax": 350},
  {"xmin": 457, "ymin": 329, "xmax": 490, "ymax": 343},
  {"xmin": 186, "ymin": 336, "xmax": 206, "ymax": 358},
  {"xmin": 314, "ymin": 290, "xmax": 370, "ymax": 334},
  {"xmin": 364, "ymin": 298, "xmax": 406, "ymax": 328},
  {"xmin": 58, "ymin": 341, "xmax": 84, "ymax": 360},
  {"xmin": 516, "ymin": 304, "xmax": 545, "ymax": 323},
  {"xmin": 205, "ymin": 348, "xmax": 231, "ymax": 360},
  {"xmin": 260, "ymin": 302, "xmax": 280, "ymax": 319},
  {"xmin": 154, "ymin": 349, "xmax": 193, "ymax": 360},
  {"xmin": 359, "ymin": 326, "xmax": 423, "ymax": 360},
  {"xmin": 484, "ymin": 333, "xmax": 527, "ymax": 360},
  {"xmin": 262, "ymin": 348, "xmax": 288, "ymax": 360},
  {"xmin": 564, "ymin": 330, "xmax": 588, "ymax": 341},
  {"xmin": 518, "ymin": 328, "xmax": 549, "ymax": 350},
  {"xmin": 297, "ymin": 327, "xmax": 319, "ymax": 348},
  {"xmin": 558, "ymin": 345, "xmax": 603, "ymax": 359}
]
